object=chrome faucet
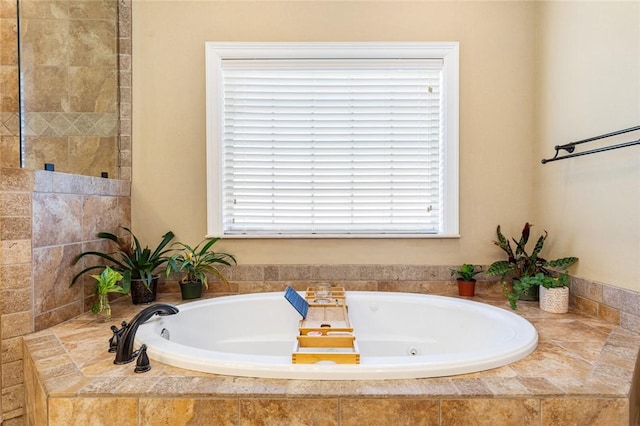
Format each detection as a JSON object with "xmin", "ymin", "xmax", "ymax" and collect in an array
[{"xmin": 114, "ymin": 303, "xmax": 179, "ymax": 365}]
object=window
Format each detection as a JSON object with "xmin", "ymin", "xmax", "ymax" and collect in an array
[{"xmin": 206, "ymin": 42, "xmax": 459, "ymax": 238}]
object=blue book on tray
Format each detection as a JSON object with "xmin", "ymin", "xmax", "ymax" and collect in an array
[{"xmin": 284, "ymin": 286, "xmax": 309, "ymax": 319}]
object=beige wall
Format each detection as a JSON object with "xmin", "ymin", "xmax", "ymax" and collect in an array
[
  {"xmin": 535, "ymin": 1, "xmax": 640, "ymax": 291},
  {"xmin": 132, "ymin": 1, "xmax": 536, "ymax": 265},
  {"xmin": 132, "ymin": 1, "xmax": 640, "ymax": 287}
]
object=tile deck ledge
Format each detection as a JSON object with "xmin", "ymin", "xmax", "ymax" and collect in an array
[{"xmin": 24, "ymin": 292, "xmax": 640, "ymax": 424}]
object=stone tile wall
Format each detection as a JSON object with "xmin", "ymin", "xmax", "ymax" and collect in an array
[
  {"xmin": 31, "ymin": 171, "xmax": 131, "ymax": 330},
  {"xmin": 0, "ymin": 0, "xmax": 20, "ymax": 167},
  {"xmin": 118, "ymin": 0, "xmax": 132, "ymax": 181},
  {"xmin": 0, "ymin": 0, "xmax": 132, "ymax": 419},
  {"xmin": 33, "ymin": 396, "xmax": 630, "ymax": 425},
  {"xmin": 19, "ymin": 0, "xmax": 120, "ymax": 177},
  {"xmin": 0, "ymin": 1, "xmax": 24, "ymax": 421},
  {"xmin": 2, "ymin": 0, "xmax": 132, "ymax": 179},
  {"xmin": 0, "ymin": 168, "xmax": 33, "ymax": 424},
  {"xmin": 571, "ymin": 276, "xmax": 640, "ymax": 333},
  {"xmin": 0, "ymin": 0, "xmax": 131, "ymax": 180},
  {"xmin": 14, "ymin": 0, "xmax": 131, "ymax": 180},
  {"xmin": 0, "ymin": 169, "xmax": 131, "ymax": 424}
]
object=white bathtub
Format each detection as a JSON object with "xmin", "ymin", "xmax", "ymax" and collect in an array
[{"xmin": 135, "ymin": 292, "xmax": 538, "ymax": 380}]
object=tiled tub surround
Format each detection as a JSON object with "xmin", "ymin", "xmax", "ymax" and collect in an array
[
  {"xmin": 31, "ymin": 170, "xmax": 130, "ymax": 331},
  {"xmin": 24, "ymin": 291, "xmax": 640, "ymax": 425},
  {"xmin": 0, "ymin": 168, "xmax": 130, "ymax": 423},
  {"xmin": 162, "ymin": 264, "xmax": 640, "ymax": 335},
  {"xmin": 3, "ymin": 171, "xmax": 636, "ymax": 426}
]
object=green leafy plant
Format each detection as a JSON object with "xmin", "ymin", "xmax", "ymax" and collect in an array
[
  {"xmin": 486, "ymin": 223, "xmax": 577, "ymax": 280},
  {"xmin": 450, "ymin": 264, "xmax": 482, "ymax": 281},
  {"xmin": 165, "ymin": 238, "xmax": 236, "ymax": 289},
  {"xmin": 71, "ymin": 227, "xmax": 175, "ymax": 291},
  {"xmin": 90, "ymin": 266, "xmax": 127, "ymax": 314},
  {"xmin": 507, "ymin": 272, "xmax": 569, "ymax": 309},
  {"xmin": 539, "ymin": 272, "xmax": 569, "ymax": 289}
]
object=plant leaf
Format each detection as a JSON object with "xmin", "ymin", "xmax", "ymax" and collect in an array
[
  {"xmin": 530, "ymin": 232, "xmax": 547, "ymax": 259},
  {"xmin": 515, "ymin": 222, "xmax": 531, "ymax": 256},
  {"xmin": 494, "ymin": 225, "xmax": 514, "ymax": 258},
  {"xmin": 545, "ymin": 257, "xmax": 578, "ymax": 270},
  {"xmin": 486, "ymin": 260, "xmax": 514, "ymax": 277}
]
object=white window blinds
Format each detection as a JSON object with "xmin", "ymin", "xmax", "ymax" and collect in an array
[
  {"xmin": 220, "ymin": 59, "xmax": 444, "ymax": 236},
  {"xmin": 206, "ymin": 42, "xmax": 459, "ymax": 238}
]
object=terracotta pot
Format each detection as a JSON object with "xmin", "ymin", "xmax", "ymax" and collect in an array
[
  {"xmin": 180, "ymin": 281, "xmax": 203, "ymax": 300},
  {"xmin": 457, "ymin": 279, "xmax": 476, "ymax": 297},
  {"xmin": 539, "ymin": 286, "xmax": 569, "ymax": 313}
]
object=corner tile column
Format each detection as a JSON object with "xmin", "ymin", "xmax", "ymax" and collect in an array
[{"xmin": 0, "ymin": 168, "xmax": 35, "ymax": 423}]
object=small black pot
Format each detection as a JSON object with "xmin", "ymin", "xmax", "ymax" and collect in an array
[
  {"xmin": 517, "ymin": 281, "xmax": 540, "ymax": 301},
  {"xmin": 130, "ymin": 276, "xmax": 158, "ymax": 305},
  {"xmin": 180, "ymin": 281, "xmax": 203, "ymax": 300}
]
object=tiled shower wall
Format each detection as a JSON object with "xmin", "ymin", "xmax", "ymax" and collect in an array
[
  {"xmin": 117, "ymin": 0, "xmax": 132, "ymax": 180},
  {"xmin": 19, "ymin": 0, "xmax": 123, "ymax": 178},
  {"xmin": 2, "ymin": 0, "xmax": 131, "ymax": 178},
  {"xmin": 1, "ymin": 0, "xmax": 20, "ymax": 167}
]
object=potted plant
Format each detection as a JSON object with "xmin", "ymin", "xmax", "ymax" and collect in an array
[
  {"xmin": 506, "ymin": 272, "xmax": 570, "ymax": 311},
  {"xmin": 71, "ymin": 227, "xmax": 175, "ymax": 304},
  {"xmin": 165, "ymin": 238, "xmax": 237, "ymax": 300},
  {"xmin": 486, "ymin": 222, "xmax": 577, "ymax": 307},
  {"xmin": 90, "ymin": 266, "xmax": 128, "ymax": 322},
  {"xmin": 538, "ymin": 273, "xmax": 570, "ymax": 313},
  {"xmin": 450, "ymin": 264, "xmax": 482, "ymax": 297}
]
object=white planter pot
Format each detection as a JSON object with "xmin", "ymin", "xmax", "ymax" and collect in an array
[{"xmin": 539, "ymin": 286, "xmax": 569, "ymax": 313}]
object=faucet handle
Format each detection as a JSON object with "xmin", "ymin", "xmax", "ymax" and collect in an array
[
  {"xmin": 134, "ymin": 344, "xmax": 151, "ymax": 373},
  {"xmin": 108, "ymin": 326, "xmax": 119, "ymax": 353},
  {"xmin": 108, "ymin": 322, "xmax": 128, "ymax": 353}
]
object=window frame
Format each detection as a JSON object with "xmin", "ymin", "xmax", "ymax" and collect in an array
[{"xmin": 205, "ymin": 42, "xmax": 460, "ymax": 238}]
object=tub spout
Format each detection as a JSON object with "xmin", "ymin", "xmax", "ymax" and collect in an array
[{"xmin": 114, "ymin": 303, "xmax": 179, "ymax": 365}]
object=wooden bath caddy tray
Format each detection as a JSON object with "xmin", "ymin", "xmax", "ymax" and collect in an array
[{"xmin": 290, "ymin": 287, "xmax": 360, "ymax": 364}]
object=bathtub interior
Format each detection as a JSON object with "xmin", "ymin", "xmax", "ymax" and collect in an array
[
  {"xmin": 136, "ymin": 291, "xmax": 538, "ymax": 380},
  {"xmin": 156, "ymin": 296, "xmax": 302, "ymax": 356}
]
